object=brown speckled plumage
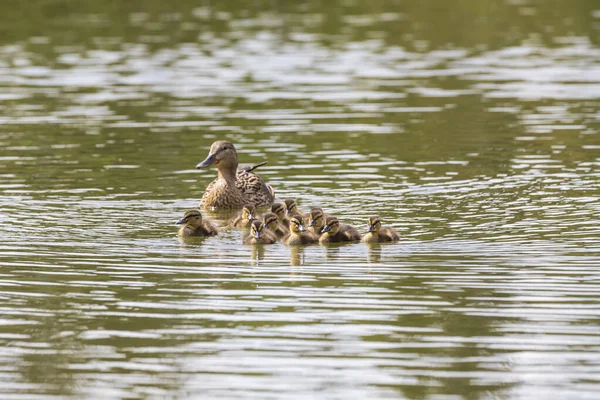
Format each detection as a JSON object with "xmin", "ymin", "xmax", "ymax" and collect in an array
[
  {"xmin": 176, "ymin": 210, "xmax": 219, "ymax": 237},
  {"xmin": 196, "ymin": 141, "xmax": 275, "ymax": 209},
  {"xmin": 362, "ymin": 216, "xmax": 400, "ymax": 243}
]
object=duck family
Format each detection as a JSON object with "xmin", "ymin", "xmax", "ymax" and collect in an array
[{"xmin": 178, "ymin": 140, "xmax": 401, "ymax": 245}]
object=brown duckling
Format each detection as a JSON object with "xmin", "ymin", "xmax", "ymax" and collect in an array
[
  {"xmin": 284, "ymin": 199, "xmax": 308, "ymax": 222},
  {"xmin": 307, "ymin": 207, "xmax": 329, "ymax": 237},
  {"xmin": 362, "ymin": 216, "xmax": 401, "ymax": 243},
  {"xmin": 230, "ymin": 204, "xmax": 256, "ymax": 228},
  {"xmin": 283, "ymin": 214, "xmax": 318, "ymax": 246},
  {"xmin": 176, "ymin": 209, "xmax": 218, "ymax": 237},
  {"xmin": 271, "ymin": 202, "xmax": 290, "ymax": 227},
  {"xmin": 196, "ymin": 140, "xmax": 275, "ymax": 209},
  {"xmin": 319, "ymin": 216, "xmax": 361, "ymax": 244},
  {"xmin": 243, "ymin": 220, "xmax": 277, "ymax": 245},
  {"xmin": 262, "ymin": 212, "xmax": 289, "ymax": 238}
]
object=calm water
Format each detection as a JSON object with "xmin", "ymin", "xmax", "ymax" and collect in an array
[{"xmin": 1, "ymin": 0, "xmax": 600, "ymax": 398}]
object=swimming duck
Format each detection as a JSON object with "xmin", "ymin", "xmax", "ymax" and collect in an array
[
  {"xmin": 243, "ymin": 220, "xmax": 277, "ymax": 245},
  {"xmin": 319, "ymin": 216, "xmax": 361, "ymax": 244},
  {"xmin": 262, "ymin": 212, "xmax": 289, "ymax": 238},
  {"xmin": 230, "ymin": 204, "xmax": 256, "ymax": 228},
  {"xmin": 176, "ymin": 209, "xmax": 219, "ymax": 237},
  {"xmin": 284, "ymin": 199, "xmax": 307, "ymax": 221},
  {"xmin": 307, "ymin": 207, "xmax": 329, "ymax": 236},
  {"xmin": 271, "ymin": 202, "xmax": 290, "ymax": 227},
  {"xmin": 283, "ymin": 214, "xmax": 318, "ymax": 246},
  {"xmin": 196, "ymin": 140, "xmax": 275, "ymax": 209},
  {"xmin": 362, "ymin": 216, "xmax": 401, "ymax": 243}
]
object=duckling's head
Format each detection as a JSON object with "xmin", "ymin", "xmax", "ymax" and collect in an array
[
  {"xmin": 284, "ymin": 199, "xmax": 298, "ymax": 216},
  {"xmin": 271, "ymin": 202, "xmax": 286, "ymax": 220},
  {"xmin": 262, "ymin": 212, "xmax": 278, "ymax": 230},
  {"xmin": 241, "ymin": 204, "xmax": 256, "ymax": 221},
  {"xmin": 289, "ymin": 214, "xmax": 306, "ymax": 233},
  {"xmin": 176, "ymin": 210, "xmax": 203, "ymax": 227},
  {"xmin": 308, "ymin": 207, "xmax": 325, "ymax": 228},
  {"xmin": 321, "ymin": 216, "xmax": 340, "ymax": 235},
  {"xmin": 250, "ymin": 220, "xmax": 264, "ymax": 239},
  {"xmin": 196, "ymin": 141, "xmax": 238, "ymax": 169},
  {"xmin": 367, "ymin": 216, "xmax": 381, "ymax": 233}
]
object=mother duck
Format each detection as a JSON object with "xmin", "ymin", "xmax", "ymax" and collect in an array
[{"xmin": 196, "ymin": 140, "xmax": 275, "ymax": 209}]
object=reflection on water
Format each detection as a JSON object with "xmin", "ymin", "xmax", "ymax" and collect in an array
[{"xmin": 1, "ymin": 0, "xmax": 600, "ymax": 398}]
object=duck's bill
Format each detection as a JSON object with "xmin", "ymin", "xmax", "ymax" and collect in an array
[
  {"xmin": 367, "ymin": 225, "xmax": 374, "ymax": 232},
  {"xmin": 196, "ymin": 153, "xmax": 217, "ymax": 168},
  {"xmin": 248, "ymin": 214, "xmax": 255, "ymax": 221},
  {"xmin": 308, "ymin": 220, "xmax": 315, "ymax": 227},
  {"xmin": 254, "ymin": 232, "xmax": 261, "ymax": 239},
  {"xmin": 299, "ymin": 225, "xmax": 307, "ymax": 232},
  {"xmin": 320, "ymin": 226, "xmax": 331, "ymax": 233},
  {"xmin": 176, "ymin": 217, "xmax": 187, "ymax": 225}
]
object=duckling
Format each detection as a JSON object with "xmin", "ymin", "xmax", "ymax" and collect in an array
[
  {"xmin": 271, "ymin": 202, "xmax": 290, "ymax": 227},
  {"xmin": 243, "ymin": 220, "xmax": 277, "ymax": 245},
  {"xmin": 176, "ymin": 209, "xmax": 218, "ymax": 237},
  {"xmin": 230, "ymin": 204, "xmax": 256, "ymax": 228},
  {"xmin": 262, "ymin": 212, "xmax": 289, "ymax": 238},
  {"xmin": 283, "ymin": 214, "xmax": 318, "ymax": 246},
  {"xmin": 362, "ymin": 216, "xmax": 401, "ymax": 243},
  {"xmin": 319, "ymin": 216, "xmax": 361, "ymax": 244},
  {"xmin": 307, "ymin": 207, "xmax": 329, "ymax": 236},
  {"xmin": 284, "ymin": 199, "xmax": 307, "ymax": 222},
  {"xmin": 196, "ymin": 140, "xmax": 275, "ymax": 209}
]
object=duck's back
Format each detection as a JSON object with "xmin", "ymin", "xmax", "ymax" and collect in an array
[
  {"xmin": 378, "ymin": 227, "xmax": 401, "ymax": 242},
  {"xmin": 340, "ymin": 224, "xmax": 362, "ymax": 241},
  {"xmin": 235, "ymin": 168, "xmax": 275, "ymax": 207}
]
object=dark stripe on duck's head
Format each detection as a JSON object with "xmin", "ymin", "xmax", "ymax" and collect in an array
[
  {"xmin": 321, "ymin": 217, "xmax": 339, "ymax": 233},
  {"xmin": 271, "ymin": 202, "xmax": 285, "ymax": 216},
  {"xmin": 250, "ymin": 220, "xmax": 263, "ymax": 238},
  {"xmin": 290, "ymin": 215, "xmax": 306, "ymax": 232},
  {"xmin": 196, "ymin": 141, "xmax": 237, "ymax": 168},
  {"xmin": 177, "ymin": 210, "xmax": 202, "ymax": 224},
  {"xmin": 284, "ymin": 199, "xmax": 297, "ymax": 216},
  {"xmin": 262, "ymin": 212, "xmax": 278, "ymax": 227}
]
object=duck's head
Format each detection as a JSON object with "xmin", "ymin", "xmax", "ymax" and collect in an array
[
  {"xmin": 262, "ymin": 212, "xmax": 278, "ymax": 230},
  {"xmin": 289, "ymin": 214, "xmax": 306, "ymax": 233},
  {"xmin": 177, "ymin": 210, "xmax": 203, "ymax": 227},
  {"xmin": 284, "ymin": 199, "xmax": 298, "ymax": 216},
  {"xmin": 321, "ymin": 216, "xmax": 340, "ymax": 235},
  {"xmin": 250, "ymin": 220, "xmax": 264, "ymax": 239},
  {"xmin": 196, "ymin": 141, "xmax": 238, "ymax": 169},
  {"xmin": 271, "ymin": 202, "xmax": 286, "ymax": 221},
  {"xmin": 241, "ymin": 204, "xmax": 256, "ymax": 221},
  {"xmin": 367, "ymin": 216, "xmax": 381, "ymax": 233},
  {"xmin": 308, "ymin": 207, "xmax": 325, "ymax": 228}
]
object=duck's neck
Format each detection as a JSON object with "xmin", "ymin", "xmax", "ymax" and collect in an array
[{"xmin": 217, "ymin": 163, "xmax": 238, "ymax": 183}]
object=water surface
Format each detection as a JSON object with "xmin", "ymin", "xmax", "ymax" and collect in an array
[{"xmin": 1, "ymin": 1, "xmax": 600, "ymax": 398}]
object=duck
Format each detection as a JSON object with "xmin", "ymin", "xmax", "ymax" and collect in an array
[
  {"xmin": 284, "ymin": 199, "xmax": 307, "ymax": 222},
  {"xmin": 262, "ymin": 212, "xmax": 289, "ymax": 238},
  {"xmin": 307, "ymin": 207, "xmax": 329, "ymax": 237},
  {"xmin": 283, "ymin": 214, "xmax": 318, "ymax": 246},
  {"xmin": 196, "ymin": 140, "xmax": 275, "ymax": 209},
  {"xmin": 362, "ymin": 216, "xmax": 401, "ymax": 243},
  {"xmin": 176, "ymin": 209, "xmax": 219, "ymax": 237},
  {"xmin": 271, "ymin": 202, "xmax": 290, "ymax": 228},
  {"xmin": 230, "ymin": 204, "xmax": 256, "ymax": 228},
  {"xmin": 243, "ymin": 220, "xmax": 277, "ymax": 245},
  {"xmin": 319, "ymin": 216, "xmax": 361, "ymax": 244}
]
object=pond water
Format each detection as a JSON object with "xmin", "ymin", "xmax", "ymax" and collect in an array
[{"xmin": 1, "ymin": 0, "xmax": 600, "ymax": 398}]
